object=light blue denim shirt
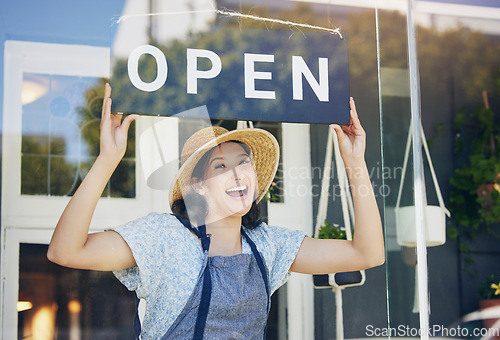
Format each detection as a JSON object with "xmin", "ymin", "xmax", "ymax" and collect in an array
[{"xmin": 110, "ymin": 212, "xmax": 306, "ymax": 339}]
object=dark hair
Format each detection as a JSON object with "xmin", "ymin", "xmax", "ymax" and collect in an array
[{"xmin": 171, "ymin": 141, "xmax": 263, "ymax": 229}]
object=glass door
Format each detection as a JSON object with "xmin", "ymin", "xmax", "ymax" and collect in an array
[{"xmin": 3, "ymin": 229, "xmax": 136, "ymax": 340}]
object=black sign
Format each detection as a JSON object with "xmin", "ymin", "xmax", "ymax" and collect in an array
[{"xmin": 111, "ymin": 26, "xmax": 349, "ymax": 124}]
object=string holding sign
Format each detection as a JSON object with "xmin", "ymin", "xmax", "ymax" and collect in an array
[
  {"xmin": 214, "ymin": 8, "xmax": 343, "ymax": 39},
  {"xmin": 115, "ymin": 7, "xmax": 343, "ymax": 38}
]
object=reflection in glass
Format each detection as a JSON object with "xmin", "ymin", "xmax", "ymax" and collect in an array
[
  {"xmin": 18, "ymin": 243, "xmax": 135, "ymax": 340},
  {"xmin": 22, "ymin": 74, "xmax": 50, "ymax": 105},
  {"xmin": 21, "ymin": 74, "xmax": 136, "ymax": 198}
]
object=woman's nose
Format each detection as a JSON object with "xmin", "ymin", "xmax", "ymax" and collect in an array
[{"xmin": 231, "ymin": 167, "xmax": 243, "ymax": 181}]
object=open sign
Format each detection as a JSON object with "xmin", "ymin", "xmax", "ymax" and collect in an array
[
  {"xmin": 128, "ymin": 46, "xmax": 330, "ymax": 101},
  {"xmin": 111, "ymin": 26, "xmax": 349, "ymax": 124}
]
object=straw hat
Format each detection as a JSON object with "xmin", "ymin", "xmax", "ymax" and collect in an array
[{"xmin": 169, "ymin": 126, "xmax": 280, "ymax": 209}]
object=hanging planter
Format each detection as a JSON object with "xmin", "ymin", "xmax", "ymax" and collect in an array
[
  {"xmin": 311, "ymin": 127, "xmax": 369, "ymax": 340},
  {"xmin": 395, "ymin": 121, "xmax": 450, "ymax": 247},
  {"xmin": 312, "ymin": 222, "xmax": 366, "ymax": 289},
  {"xmin": 312, "ymin": 127, "xmax": 366, "ymax": 290},
  {"xmin": 396, "ymin": 206, "xmax": 447, "ymax": 247},
  {"xmin": 313, "ymin": 271, "xmax": 366, "ymax": 289}
]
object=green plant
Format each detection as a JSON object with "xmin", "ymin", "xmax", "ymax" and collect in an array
[
  {"xmin": 448, "ymin": 84, "xmax": 500, "ymax": 277},
  {"xmin": 316, "ymin": 220, "xmax": 347, "ymax": 240},
  {"xmin": 479, "ymin": 274, "xmax": 500, "ymax": 300},
  {"xmin": 449, "ymin": 101, "xmax": 500, "ymax": 238},
  {"xmin": 262, "ymin": 180, "xmax": 280, "ymax": 203}
]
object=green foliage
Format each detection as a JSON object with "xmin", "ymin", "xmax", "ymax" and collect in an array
[
  {"xmin": 262, "ymin": 181, "xmax": 280, "ymax": 203},
  {"xmin": 449, "ymin": 88, "xmax": 500, "ymax": 238},
  {"xmin": 21, "ymin": 136, "xmax": 78, "ymax": 196},
  {"xmin": 448, "ymin": 74, "xmax": 500, "ymax": 278},
  {"xmin": 315, "ymin": 220, "xmax": 346, "ymax": 240},
  {"xmin": 426, "ymin": 123, "xmax": 444, "ymax": 148}
]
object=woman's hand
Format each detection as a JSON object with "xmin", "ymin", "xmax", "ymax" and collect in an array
[
  {"xmin": 290, "ymin": 97, "xmax": 384, "ymax": 274},
  {"xmin": 329, "ymin": 97, "xmax": 366, "ymax": 167},
  {"xmin": 48, "ymin": 83, "xmax": 138, "ymax": 271},
  {"xmin": 99, "ymin": 83, "xmax": 139, "ymax": 163}
]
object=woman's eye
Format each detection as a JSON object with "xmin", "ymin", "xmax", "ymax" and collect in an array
[
  {"xmin": 215, "ymin": 163, "xmax": 225, "ymax": 169},
  {"xmin": 240, "ymin": 158, "xmax": 250, "ymax": 165}
]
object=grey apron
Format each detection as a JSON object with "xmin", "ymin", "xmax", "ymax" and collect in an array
[{"xmin": 134, "ymin": 216, "xmax": 270, "ymax": 340}]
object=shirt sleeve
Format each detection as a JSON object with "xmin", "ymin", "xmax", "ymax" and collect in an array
[
  {"xmin": 249, "ymin": 223, "xmax": 307, "ymax": 294},
  {"xmin": 108, "ymin": 212, "xmax": 174, "ymax": 298}
]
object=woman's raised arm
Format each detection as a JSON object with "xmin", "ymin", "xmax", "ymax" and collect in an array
[
  {"xmin": 290, "ymin": 98, "xmax": 385, "ymax": 274},
  {"xmin": 47, "ymin": 84, "xmax": 139, "ymax": 271}
]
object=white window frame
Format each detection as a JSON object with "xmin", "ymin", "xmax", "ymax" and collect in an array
[
  {"xmin": 1, "ymin": 41, "xmax": 166, "ymax": 230},
  {"xmin": 1, "ymin": 228, "xmax": 53, "ymax": 339},
  {"xmin": 268, "ymin": 123, "xmax": 314, "ymax": 340}
]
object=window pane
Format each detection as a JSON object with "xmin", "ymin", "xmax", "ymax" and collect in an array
[
  {"xmin": 18, "ymin": 243, "xmax": 136, "ymax": 340},
  {"xmin": 21, "ymin": 74, "xmax": 136, "ymax": 198},
  {"xmin": 253, "ymin": 121, "xmax": 283, "ymax": 203}
]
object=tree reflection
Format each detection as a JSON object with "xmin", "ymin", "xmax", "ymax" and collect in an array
[
  {"xmin": 77, "ymin": 80, "xmax": 136, "ymax": 198},
  {"xmin": 21, "ymin": 136, "xmax": 77, "ymax": 196},
  {"xmin": 21, "ymin": 77, "xmax": 136, "ymax": 198}
]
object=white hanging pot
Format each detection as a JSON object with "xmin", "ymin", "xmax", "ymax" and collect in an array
[
  {"xmin": 395, "ymin": 122, "xmax": 450, "ymax": 248},
  {"xmin": 313, "ymin": 271, "xmax": 366, "ymax": 289},
  {"xmin": 395, "ymin": 205, "xmax": 446, "ymax": 247}
]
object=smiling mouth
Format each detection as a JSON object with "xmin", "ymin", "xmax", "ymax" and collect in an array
[{"xmin": 225, "ymin": 185, "xmax": 248, "ymax": 198}]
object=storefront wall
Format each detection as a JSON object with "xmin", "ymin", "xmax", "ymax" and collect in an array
[{"xmin": 1, "ymin": 0, "xmax": 499, "ymax": 339}]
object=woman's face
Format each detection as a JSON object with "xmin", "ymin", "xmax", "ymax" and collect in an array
[{"xmin": 193, "ymin": 142, "xmax": 257, "ymax": 221}]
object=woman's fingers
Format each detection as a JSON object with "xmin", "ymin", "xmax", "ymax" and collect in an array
[
  {"xmin": 329, "ymin": 123, "xmax": 345, "ymax": 142},
  {"xmin": 102, "ymin": 83, "xmax": 111, "ymax": 108},
  {"xmin": 328, "ymin": 97, "xmax": 367, "ymax": 163},
  {"xmin": 109, "ymin": 113, "xmax": 139, "ymax": 147},
  {"xmin": 120, "ymin": 114, "xmax": 140, "ymax": 134},
  {"xmin": 349, "ymin": 97, "xmax": 364, "ymax": 134},
  {"xmin": 101, "ymin": 83, "xmax": 112, "ymax": 129},
  {"xmin": 98, "ymin": 83, "xmax": 140, "ymax": 157}
]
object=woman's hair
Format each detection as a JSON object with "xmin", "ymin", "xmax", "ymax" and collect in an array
[{"xmin": 171, "ymin": 141, "xmax": 263, "ymax": 229}]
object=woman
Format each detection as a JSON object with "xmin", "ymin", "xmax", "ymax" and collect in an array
[{"xmin": 48, "ymin": 84, "xmax": 384, "ymax": 339}]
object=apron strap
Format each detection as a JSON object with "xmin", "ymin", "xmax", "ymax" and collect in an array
[
  {"xmin": 174, "ymin": 215, "xmax": 213, "ymax": 340},
  {"xmin": 242, "ymin": 229, "xmax": 271, "ymax": 339},
  {"xmin": 193, "ymin": 265, "xmax": 212, "ymax": 340},
  {"xmin": 175, "ymin": 216, "xmax": 211, "ymax": 252},
  {"xmin": 241, "ymin": 229, "xmax": 270, "ymax": 302},
  {"xmin": 134, "ymin": 294, "xmax": 141, "ymax": 340}
]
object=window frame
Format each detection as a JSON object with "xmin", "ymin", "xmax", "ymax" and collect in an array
[
  {"xmin": 268, "ymin": 123, "xmax": 314, "ymax": 340},
  {"xmin": 1, "ymin": 228, "xmax": 53, "ymax": 339},
  {"xmin": 1, "ymin": 41, "xmax": 160, "ymax": 230}
]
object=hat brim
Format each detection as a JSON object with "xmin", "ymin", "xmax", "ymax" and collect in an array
[{"xmin": 169, "ymin": 128, "xmax": 280, "ymax": 209}]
